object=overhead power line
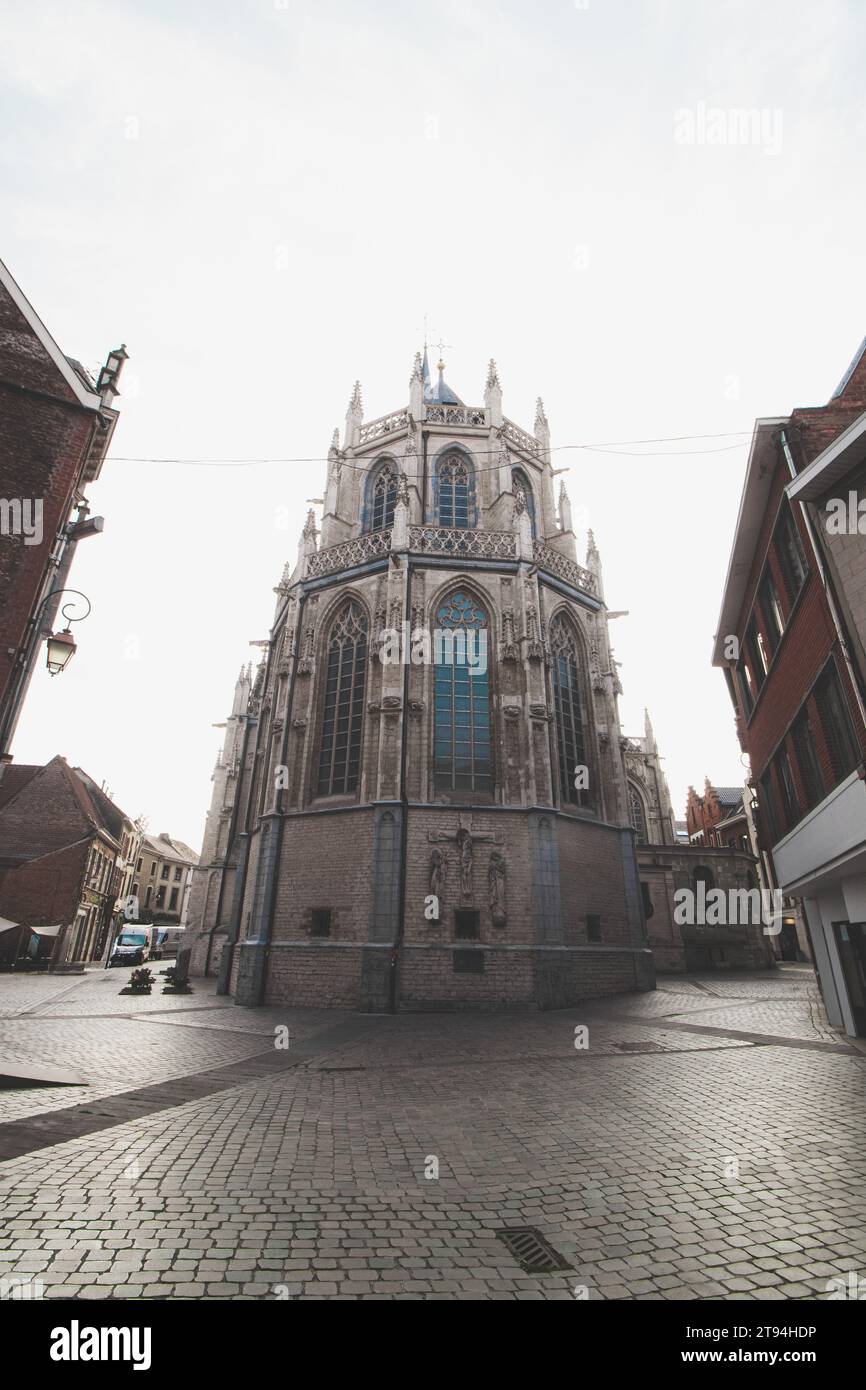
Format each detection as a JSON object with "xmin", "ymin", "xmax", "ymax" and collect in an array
[{"xmin": 107, "ymin": 429, "xmax": 754, "ymax": 471}]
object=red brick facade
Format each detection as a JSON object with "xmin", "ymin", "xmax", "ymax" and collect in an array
[{"xmin": 0, "ymin": 258, "xmax": 124, "ymax": 756}]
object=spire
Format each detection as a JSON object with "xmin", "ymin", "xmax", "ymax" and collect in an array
[
  {"xmin": 644, "ymin": 707, "xmax": 658, "ymax": 754},
  {"xmin": 484, "ymin": 356, "xmax": 503, "ymax": 426},
  {"xmin": 232, "ymin": 663, "xmax": 251, "ymax": 716},
  {"xmin": 586, "ymin": 529, "xmax": 604, "ymax": 600},
  {"xmin": 344, "ymin": 381, "xmax": 363, "ymax": 448},
  {"xmin": 534, "ymin": 396, "xmax": 550, "ymax": 459},
  {"xmin": 422, "ymin": 347, "xmax": 432, "ymax": 401},
  {"xmin": 410, "ymin": 350, "xmax": 424, "ymax": 418},
  {"xmin": 329, "ymin": 427, "xmax": 340, "ymax": 453},
  {"xmin": 558, "ymin": 480, "xmax": 573, "ymax": 534}
]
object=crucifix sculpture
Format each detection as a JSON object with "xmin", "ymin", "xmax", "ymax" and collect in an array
[{"xmin": 428, "ymin": 816, "xmax": 500, "ymax": 900}]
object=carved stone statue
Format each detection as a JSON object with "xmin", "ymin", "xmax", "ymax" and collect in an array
[
  {"xmin": 456, "ymin": 827, "xmax": 473, "ymax": 898},
  {"xmin": 429, "ymin": 849, "xmax": 445, "ymax": 905},
  {"xmin": 488, "ymin": 851, "xmax": 507, "ymax": 927}
]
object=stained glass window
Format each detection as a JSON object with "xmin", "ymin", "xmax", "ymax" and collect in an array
[
  {"xmin": 433, "ymin": 591, "xmax": 491, "ymax": 793},
  {"xmin": 316, "ymin": 601, "xmax": 368, "ymax": 795},
  {"xmin": 551, "ymin": 616, "xmax": 591, "ymax": 808}
]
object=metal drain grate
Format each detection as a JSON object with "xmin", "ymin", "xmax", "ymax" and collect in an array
[
  {"xmin": 614, "ymin": 1040, "xmax": 665, "ymax": 1052},
  {"xmin": 496, "ymin": 1227, "xmax": 572, "ymax": 1274}
]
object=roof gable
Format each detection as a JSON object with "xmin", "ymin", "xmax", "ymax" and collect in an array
[{"xmin": 0, "ymin": 258, "xmax": 102, "ymax": 409}]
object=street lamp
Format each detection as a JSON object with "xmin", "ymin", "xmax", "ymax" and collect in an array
[{"xmin": 43, "ymin": 591, "xmax": 92, "ymax": 677}]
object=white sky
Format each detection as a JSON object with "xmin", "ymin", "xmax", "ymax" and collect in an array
[{"xmin": 4, "ymin": 0, "xmax": 865, "ymax": 848}]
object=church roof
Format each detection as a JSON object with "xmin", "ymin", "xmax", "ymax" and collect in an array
[{"xmin": 422, "ymin": 347, "xmax": 463, "ymax": 405}]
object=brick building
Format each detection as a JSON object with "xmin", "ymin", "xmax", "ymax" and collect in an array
[
  {"xmin": 0, "ymin": 256, "xmax": 126, "ymax": 758},
  {"xmin": 714, "ymin": 337, "xmax": 866, "ymax": 1036},
  {"xmin": 0, "ymin": 756, "xmax": 140, "ymax": 966},
  {"xmin": 188, "ymin": 352, "xmax": 661, "ymax": 1010},
  {"xmin": 686, "ymin": 779, "xmax": 750, "ymax": 849}
]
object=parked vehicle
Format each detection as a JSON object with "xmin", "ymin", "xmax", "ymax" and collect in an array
[
  {"xmin": 154, "ymin": 928, "xmax": 182, "ymax": 959},
  {"xmin": 110, "ymin": 926, "xmax": 156, "ymax": 966}
]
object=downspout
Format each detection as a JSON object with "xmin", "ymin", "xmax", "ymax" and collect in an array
[{"xmin": 781, "ymin": 428, "xmax": 866, "ymax": 733}]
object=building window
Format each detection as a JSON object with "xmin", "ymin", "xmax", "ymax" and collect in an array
[
  {"xmin": 550, "ymin": 616, "xmax": 590, "ymax": 808},
  {"xmin": 775, "ymin": 745, "xmax": 800, "ymax": 830},
  {"xmin": 587, "ymin": 914, "xmax": 602, "ymax": 941},
  {"xmin": 316, "ymin": 600, "xmax": 369, "ymax": 796},
  {"xmin": 145, "ymin": 886, "xmax": 152, "ymax": 908},
  {"xmin": 169, "ymin": 888, "xmax": 179, "ymax": 911},
  {"xmin": 136, "ymin": 857, "xmax": 142, "ymax": 872},
  {"xmin": 629, "ymin": 784, "xmax": 648, "ymax": 844},
  {"xmin": 311, "ymin": 908, "xmax": 332, "ymax": 937},
  {"xmin": 792, "ymin": 708, "xmax": 825, "ymax": 810},
  {"xmin": 736, "ymin": 661, "xmax": 755, "ymax": 717},
  {"xmin": 437, "ymin": 451, "xmax": 474, "ymax": 528},
  {"xmin": 453, "ymin": 949, "xmax": 484, "ymax": 973},
  {"xmin": 174, "ymin": 866, "xmax": 182, "ymax": 881},
  {"xmin": 512, "ymin": 468, "xmax": 536, "ymax": 537},
  {"xmin": 161, "ymin": 864, "xmax": 169, "ymax": 879},
  {"xmin": 156, "ymin": 887, "xmax": 165, "ymax": 908},
  {"xmin": 454, "ymin": 909, "xmax": 480, "ymax": 939},
  {"xmin": 759, "ymin": 770, "xmax": 780, "ymax": 844},
  {"xmin": 693, "ymin": 865, "xmax": 715, "ymax": 893},
  {"xmin": 775, "ymin": 504, "xmax": 808, "ymax": 604},
  {"xmin": 746, "ymin": 619, "xmax": 768, "ymax": 683},
  {"xmin": 149, "ymin": 862, "xmax": 156, "ymax": 876},
  {"xmin": 759, "ymin": 571, "xmax": 784, "ymax": 653},
  {"xmin": 367, "ymin": 460, "xmax": 397, "ymax": 533},
  {"xmin": 815, "ymin": 662, "xmax": 861, "ymax": 782},
  {"xmin": 433, "ymin": 592, "xmax": 492, "ymax": 793}
]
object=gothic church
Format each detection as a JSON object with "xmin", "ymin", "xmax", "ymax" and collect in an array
[{"xmin": 187, "ymin": 352, "xmax": 676, "ymax": 1010}]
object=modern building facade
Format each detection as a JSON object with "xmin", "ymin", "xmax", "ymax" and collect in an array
[
  {"xmin": 714, "ymin": 338, "xmax": 866, "ymax": 1036},
  {"xmin": 188, "ymin": 352, "xmax": 659, "ymax": 1010}
]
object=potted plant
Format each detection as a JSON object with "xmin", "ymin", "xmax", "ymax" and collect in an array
[{"xmin": 121, "ymin": 967, "xmax": 154, "ymax": 995}]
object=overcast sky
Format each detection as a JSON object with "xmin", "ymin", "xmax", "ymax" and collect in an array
[{"xmin": 3, "ymin": 0, "xmax": 865, "ymax": 848}]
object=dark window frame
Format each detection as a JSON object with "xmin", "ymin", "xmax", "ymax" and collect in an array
[{"xmin": 315, "ymin": 600, "xmax": 369, "ymax": 798}]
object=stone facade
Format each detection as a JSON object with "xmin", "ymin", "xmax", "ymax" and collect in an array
[{"xmin": 188, "ymin": 353, "xmax": 659, "ymax": 1010}]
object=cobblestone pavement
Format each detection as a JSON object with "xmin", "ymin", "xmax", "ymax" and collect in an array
[{"xmin": 0, "ymin": 964, "xmax": 864, "ymax": 1301}]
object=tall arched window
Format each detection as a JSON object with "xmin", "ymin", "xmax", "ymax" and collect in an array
[
  {"xmin": 437, "ymin": 451, "xmax": 474, "ymax": 528},
  {"xmin": 629, "ymin": 783, "xmax": 648, "ymax": 843},
  {"xmin": 433, "ymin": 591, "xmax": 491, "ymax": 793},
  {"xmin": 366, "ymin": 460, "xmax": 397, "ymax": 533},
  {"xmin": 316, "ymin": 600, "xmax": 368, "ymax": 796},
  {"xmin": 512, "ymin": 468, "xmax": 537, "ymax": 537},
  {"xmin": 693, "ymin": 865, "xmax": 716, "ymax": 892},
  {"xmin": 550, "ymin": 616, "xmax": 591, "ymax": 809}
]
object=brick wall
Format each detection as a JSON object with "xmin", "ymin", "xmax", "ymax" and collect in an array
[
  {"xmin": 0, "ymin": 278, "xmax": 98, "ymax": 728},
  {"xmin": 0, "ymin": 839, "xmax": 87, "ymax": 929}
]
